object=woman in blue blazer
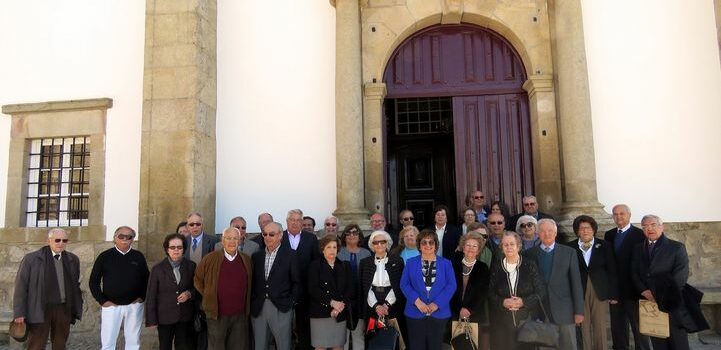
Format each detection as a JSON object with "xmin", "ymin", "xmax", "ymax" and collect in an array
[{"xmin": 400, "ymin": 229, "xmax": 457, "ymax": 350}]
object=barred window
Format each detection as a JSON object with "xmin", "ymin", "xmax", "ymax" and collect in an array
[{"xmin": 26, "ymin": 137, "xmax": 90, "ymax": 227}]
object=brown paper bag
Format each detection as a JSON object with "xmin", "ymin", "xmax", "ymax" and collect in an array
[
  {"xmin": 451, "ymin": 319, "xmax": 479, "ymax": 350},
  {"xmin": 639, "ymin": 299, "xmax": 670, "ymax": 338},
  {"xmin": 387, "ymin": 318, "xmax": 406, "ymax": 350}
]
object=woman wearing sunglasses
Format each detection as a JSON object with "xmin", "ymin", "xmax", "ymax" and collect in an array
[
  {"xmin": 515, "ymin": 215, "xmax": 540, "ymax": 252},
  {"xmin": 400, "ymin": 229, "xmax": 457, "ymax": 350},
  {"xmin": 145, "ymin": 233, "xmax": 197, "ymax": 350}
]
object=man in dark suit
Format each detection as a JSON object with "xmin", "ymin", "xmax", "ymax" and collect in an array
[
  {"xmin": 251, "ymin": 222, "xmax": 301, "ymax": 350},
  {"xmin": 507, "ymin": 195, "xmax": 554, "ymax": 232},
  {"xmin": 185, "ymin": 212, "xmax": 220, "ymax": 264},
  {"xmin": 632, "ymin": 214, "xmax": 690, "ymax": 350},
  {"xmin": 281, "ymin": 209, "xmax": 319, "ymax": 350},
  {"xmin": 604, "ymin": 204, "xmax": 651, "ymax": 350},
  {"xmin": 526, "ymin": 219, "xmax": 584, "ymax": 350},
  {"xmin": 568, "ymin": 215, "xmax": 618, "ymax": 350}
]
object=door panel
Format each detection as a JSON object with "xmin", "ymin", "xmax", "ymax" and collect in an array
[{"xmin": 453, "ymin": 94, "xmax": 533, "ymax": 214}]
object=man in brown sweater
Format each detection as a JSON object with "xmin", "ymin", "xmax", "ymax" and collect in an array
[{"xmin": 195, "ymin": 227, "xmax": 253, "ymax": 350}]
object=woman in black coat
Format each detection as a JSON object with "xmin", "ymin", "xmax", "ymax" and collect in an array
[
  {"xmin": 451, "ymin": 231, "xmax": 491, "ymax": 350},
  {"xmin": 359, "ymin": 230, "xmax": 405, "ymax": 339},
  {"xmin": 308, "ymin": 236, "xmax": 354, "ymax": 350},
  {"xmin": 487, "ymin": 232, "xmax": 546, "ymax": 350},
  {"xmin": 146, "ymin": 233, "xmax": 197, "ymax": 350}
]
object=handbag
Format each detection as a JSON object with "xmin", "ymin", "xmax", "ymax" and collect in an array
[
  {"xmin": 193, "ymin": 310, "xmax": 206, "ymax": 332},
  {"xmin": 451, "ymin": 318, "xmax": 478, "ymax": 350},
  {"xmin": 516, "ymin": 297, "xmax": 559, "ymax": 347},
  {"xmin": 366, "ymin": 316, "xmax": 399, "ymax": 350}
]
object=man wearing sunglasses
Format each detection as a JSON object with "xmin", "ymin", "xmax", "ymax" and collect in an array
[
  {"xmin": 89, "ymin": 226, "xmax": 149, "ymax": 350},
  {"xmin": 184, "ymin": 212, "xmax": 219, "ymax": 265},
  {"xmin": 469, "ymin": 190, "xmax": 490, "ymax": 223},
  {"xmin": 507, "ymin": 195, "xmax": 554, "ymax": 232},
  {"xmin": 13, "ymin": 228, "xmax": 83, "ymax": 349}
]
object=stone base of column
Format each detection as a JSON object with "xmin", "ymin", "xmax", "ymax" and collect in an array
[
  {"xmin": 333, "ymin": 207, "xmax": 371, "ymax": 235},
  {"xmin": 556, "ymin": 201, "xmax": 613, "ymax": 242}
]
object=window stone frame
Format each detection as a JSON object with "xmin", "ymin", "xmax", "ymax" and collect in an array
[{"xmin": 1, "ymin": 98, "xmax": 111, "ymax": 242}]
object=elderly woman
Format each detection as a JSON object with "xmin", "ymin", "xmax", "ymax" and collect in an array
[
  {"xmin": 336, "ymin": 224, "xmax": 370, "ymax": 350},
  {"xmin": 488, "ymin": 232, "xmax": 546, "ymax": 350},
  {"xmin": 359, "ymin": 231, "xmax": 405, "ymax": 339},
  {"xmin": 515, "ymin": 215, "xmax": 540, "ymax": 252},
  {"xmin": 390, "ymin": 225, "xmax": 420, "ymax": 263},
  {"xmin": 308, "ymin": 236, "xmax": 354, "ymax": 350},
  {"xmin": 451, "ymin": 231, "xmax": 491, "ymax": 350},
  {"xmin": 401, "ymin": 230, "xmax": 457, "ymax": 350},
  {"xmin": 430, "ymin": 204, "xmax": 462, "ymax": 258},
  {"xmin": 145, "ymin": 233, "xmax": 197, "ymax": 350},
  {"xmin": 461, "ymin": 207, "xmax": 478, "ymax": 235}
]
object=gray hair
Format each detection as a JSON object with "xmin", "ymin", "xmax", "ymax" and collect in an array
[
  {"xmin": 187, "ymin": 212, "xmax": 203, "ymax": 220},
  {"xmin": 114, "ymin": 226, "xmax": 137, "ymax": 237},
  {"xmin": 47, "ymin": 228, "xmax": 67, "ymax": 238},
  {"xmin": 229, "ymin": 216, "xmax": 246, "ymax": 225},
  {"xmin": 286, "ymin": 209, "xmax": 303, "ymax": 220},
  {"xmin": 324, "ymin": 216, "xmax": 338, "ymax": 223},
  {"xmin": 502, "ymin": 231, "xmax": 523, "ymax": 251},
  {"xmin": 367, "ymin": 230, "xmax": 393, "ymax": 251},
  {"xmin": 612, "ymin": 204, "xmax": 631, "ymax": 214},
  {"xmin": 264, "ymin": 222, "xmax": 283, "ymax": 234},
  {"xmin": 522, "ymin": 195, "xmax": 537, "ymax": 203},
  {"xmin": 537, "ymin": 218, "xmax": 557, "ymax": 231},
  {"xmin": 641, "ymin": 214, "xmax": 663, "ymax": 225},
  {"xmin": 515, "ymin": 215, "xmax": 538, "ymax": 233},
  {"xmin": 222, "ymin": 227, "xmax": 240, "ymax": 238}
]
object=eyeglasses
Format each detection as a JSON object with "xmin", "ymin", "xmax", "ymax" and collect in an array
[
  {"xmin": 464, "ymin": 243, "xmax": 479, "ymax": 249},
  {"xmin": 262, "ymin": 233, "xmax": 276, "ymax": 237},
  {"xmin": 371, "ymin": 240, "xmax": 387, "ymax": 245},
  {"xmin": 420, "ymin": 240, "xmax": 435, "ymax": 246},
  {"xmin": 488, "ymin": 221, "xmax": 504, "ymax": 225},
  {"xmin": 346, "ymin": 230, "xmax": 360, "ymax": 235},
  {"xmin": 523, "ymin": 202, "xmax": 537, "ymax": 207},
  {"xmin": 325, "ymin": 223, "xmax": 337, "ymax": 227},
  {"xmin": 223, "ymin": 237, "xmax": 239, "ymax": 241},
  {"xmin": 233, "ymin": 226, "xmax": 247, "ymax": 230},
  {"xmin": 520, "ymin": 223, "xmax": 535, "ymax": 229},
  {"xmin": 54, "ymin": 238, "xmax": 69, "ymax": 243},
  {"xmin": 473, "ymin": 196, "xmax": 484, "ymax": 199},
  {"xmin": 168, "ymin": 245, "xmax": 183, "ymax": 250},
  {"xmin": 117, "ymin": 234, "xmax": 135, "ymax": 241},
  {"xmin": 188, "ymin": 222, "xmax": 202, "ymax": 227},
  {"xmin": 401, "ymin": 217, "xmax": 414, "ymax": 222}
]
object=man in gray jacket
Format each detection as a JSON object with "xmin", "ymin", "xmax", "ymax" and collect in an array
[
  {"xmin": 13, "ymin": 228, "xmax": 83, "ymax": 349},
  {"xmin": 526, "ymin": 219, "xmax": 585, "ymax": 350}
]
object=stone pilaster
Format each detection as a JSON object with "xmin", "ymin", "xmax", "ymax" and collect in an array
[
  {"xmin": 548, "ymin": 0, "xmax": 610, "ymax": 239},
  {"xmin": 139, "ymin": 0, "xmax": 217, "ymax": 262},
  {"xmin": 332, "ymin": 0, "xmax": 370, "ymax": 226},
  {"xmin": 363, "ymin": 82, "xmax": 386, "ymax": 222}
]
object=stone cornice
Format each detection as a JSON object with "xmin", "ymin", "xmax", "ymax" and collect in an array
[
  {"xmin": 2, "ymin": 98, "xmax": 113, "ymax": 115},
  {"xmin": 363, "ymin": 82, "xmax": 387, "ymax": 99},
  {"xmin": 522, "ymin": 74, "xmax": 553, "ymax": 98}
]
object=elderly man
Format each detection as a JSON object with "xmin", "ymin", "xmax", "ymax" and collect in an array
[
  {"xmin": 89, "ymin": 226, "xmax": 149, "ymax": 350},
  {"xmin": 485, "ymin": 212, "xmax": 507, "ymax": 262},
  {"xmin": 251, "ymin": 222, "xmax": 301, "ymax": 350},
  {"xmin": 321, "ymin": 215, "xmax": 339, "ymax": 239},
  {"xmin": 216, "ymin": 216, "xmax": 260, "ymax": 256},
  {"xmin": 469, "ymin": 190, "xmax": 490, "ymax": 222},
  {"xmin": 302, "ymin": 216, "xmax": 316, "ymax": 234},
  {"xmin": 604, "ymin": 204, "xmax": 650, "ymax": 350},
  {"xmin": 13, "ymin": 228, "xmax": 83, "ymax": 350},
  {"xmin": 398, "ymin": 209, "xmax": 415, "ymax": 229},
  {"xmin": 370, "ymin": 212, "xmax": 398, "ymax": 249},
  {"xmin": 251, "ymin": 212, "xmax": 274, "ymax": 245},
  {"xmin": 195, "ymin": 227, "xmax": 253, "ymax": 350},
  {"xmin": 632, "ymin": 215, "xmax": 690, "ymax": 350},
  {"xmin": 526, "ymin": 219, "xmax": 584, "ymax": 350},
  {"xmin": 507, "ymin": 195, "xmax": 554, "ymax": 232},
  {"xmin": 184, "ymin": 212, "xmax": 219, "ymax": 265},
  {"xmin": 281, "ymin": 209, "xmax": 319, "ymax": 350}
]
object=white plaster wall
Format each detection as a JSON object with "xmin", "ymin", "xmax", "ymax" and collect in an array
[
  {"xmin": 0, "ymin": 0, "xmax": 145, "ymax": 239},
  {"xmin": 583, "ymin": 0, "xmax": 721, "ymax": 222},
  {"xmin": 215, "ymin": 0, "xmax": 337, "ymax": 233}
]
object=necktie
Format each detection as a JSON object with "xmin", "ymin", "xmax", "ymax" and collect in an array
[
  {"xmin": 54, "ymin": 254, "xmax": 60, "ymax": 260},
  {"xmin": 543, "ymin": 246, "xmax": 551, "ymax": 252},
  {"xmin": 582, "ymin": 242, "xmax": 591, "ymax": 252},
  {"xmin": 615, "ymin": 229, "xmax": 624, "ymax": 251},
  {"xmin": 192, "ymin": 238, "xmax": 198, "ymax": 252},
  {"xmin": 647, "ymin": 241, "xmax": 655, "ymax": 256}
]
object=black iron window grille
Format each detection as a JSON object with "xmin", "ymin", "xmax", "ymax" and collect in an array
[
  {"xmin": 394, "ymin": 97, "xmax": 453, "ymax": 135},
  {"xmin": 26, "ymin": 137, "xmax": 89, "ymax": 227}
]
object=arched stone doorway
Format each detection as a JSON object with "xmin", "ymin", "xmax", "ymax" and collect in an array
[{"xmin": 383, "ymin": 24, "xmax": 533, "ymax": 226}]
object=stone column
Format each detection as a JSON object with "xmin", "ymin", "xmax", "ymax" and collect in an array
[
  {"xmin": 548, "ymin": 0, "xmax": 611, "ymax": 238},
  {"xmin": 363, "ymin": 82, "xmax": 386, "ymax": 216},
  {"xmin": 331, "ymin": 0, "xmax": 370, "ymax": 225},
  {"xmin": 139, "ymin": 0, "xmax": 217, "ymax": 262}
]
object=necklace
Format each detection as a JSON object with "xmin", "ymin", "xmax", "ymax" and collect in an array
[
  {"xmin": 462, "ymin": 257, "xmax": 476, "ymax": 267},
  {"xmin": 462, "ymin": 257, "xmax": 475, "ymax": 276}
]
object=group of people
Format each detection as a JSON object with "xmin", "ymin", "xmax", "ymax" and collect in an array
[{"xmin": 12, "ymin": 192, "xmax": 695, "ymax": 350}]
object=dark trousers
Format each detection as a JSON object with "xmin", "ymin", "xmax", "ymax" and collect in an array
[
  {"xmin": 406, "ymin": 317, "xmax": 448, "ymax": 350},
  {"xmin": 207, "ymin": 314, "xmax": 249, "ymax": 350},
  {"xmin": 649, "ymin": 316, "xmax": 689, "ymax": 350},
  {"xmin": 610, "ymin": 299, "xmax": 651, "ymax": 350},
  {"xmin": 27, "ymin": 303, "xmax": 71, "ymax": 350},
  {"xmin": 158, "ymin": 321, "xmax": 196, "ymax": 350},
  {"xmin": 294, "ymin": 302, "xmax": 311, "ymax": 350}
]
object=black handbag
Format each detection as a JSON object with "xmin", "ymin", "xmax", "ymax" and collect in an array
[
  {"xmin": 366, "ymin": 316, "xmax": 399, "ymax": 350},
  {"xmin": 516, "ymin": 297, "xmax": 559, "ymax": 347},
  {"xmin": 450, "ymin": 318, "xmax": 477, "ymax": 350}
]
